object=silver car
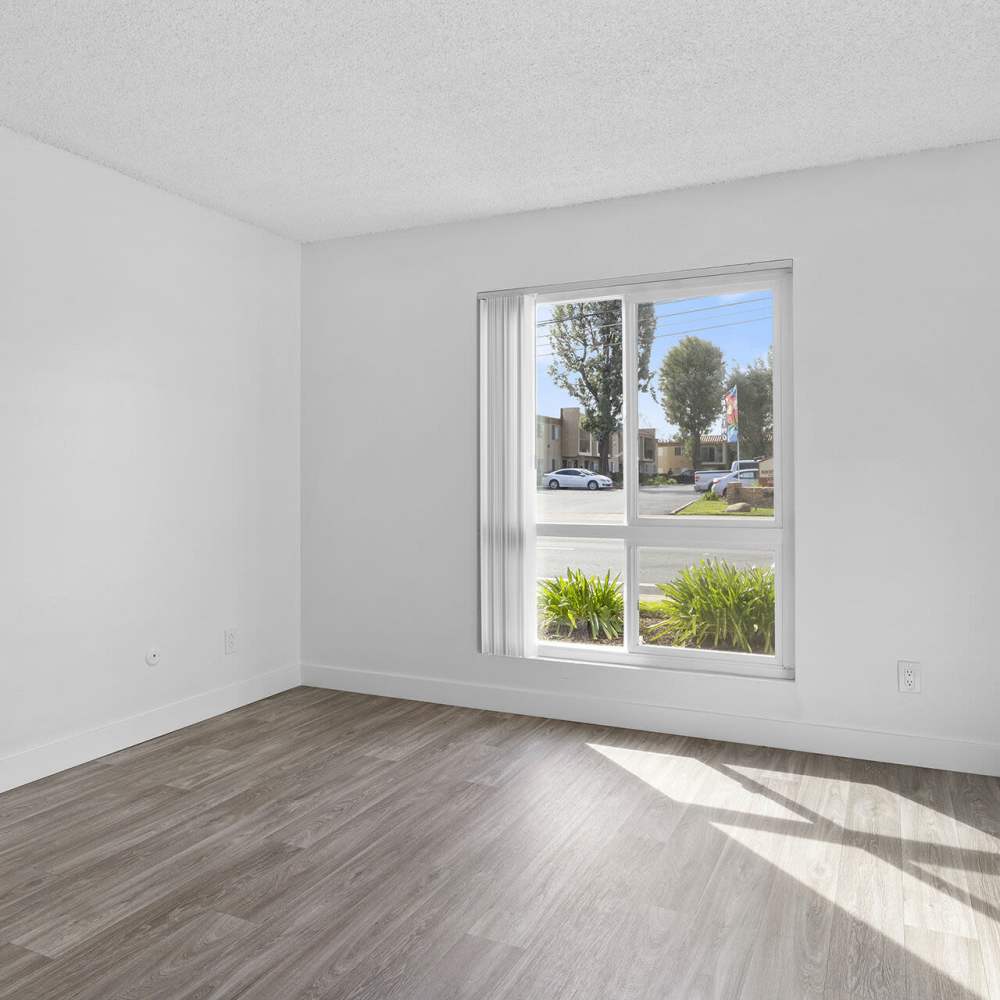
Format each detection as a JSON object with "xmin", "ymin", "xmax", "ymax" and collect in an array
[{"xmin": 545, "ymin": 469, "xmax": 614, "ymax": 490}]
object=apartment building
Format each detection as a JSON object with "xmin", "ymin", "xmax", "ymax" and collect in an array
[
  {"xmin": 657, "ymin": 439, "xmax": 688, "ymax": 476},
  {"xmin": 608, "ymin": 426, "xmax": 657, "ymax": 477},
  {"xmin": 535, "ymin": 407, "xmax": 657, "ymax": 478},
  {"xmin": 535, "ymin": 415, "xmax": 562, "ymax": 474},
  {"xmin": 557, "ymin": 407, "xmax": 596, "ymax": 470},
  {"xmin": 657, "ymin": 434, "xmax": 736, "ymax": 474}
]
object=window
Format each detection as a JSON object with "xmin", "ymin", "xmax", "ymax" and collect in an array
[{"xmin": 480, "ymin": 263, "xmax": 792, "ymax": 678}]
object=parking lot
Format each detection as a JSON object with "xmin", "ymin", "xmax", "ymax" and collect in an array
[{"xmin": 537, "ymin": 483, "xmax": 697, "ymax": 523}]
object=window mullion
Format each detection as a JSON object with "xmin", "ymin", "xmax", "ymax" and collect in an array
[
  {"xmin": 535, "ymin": 520, "xmax": 781, "ymax": 548},
  {"xmin": 623, "ymin": 296, "xmax": 638, "ymax": 526},
  {"xmin": 623, "ymin": 297, "xmax": 639, "ymax": 652},
  {"xmin": 624, "ymin": 542, "xmax": 639, "ymax": 653}
]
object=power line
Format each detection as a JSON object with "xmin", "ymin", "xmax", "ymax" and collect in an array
[
  {"xmin": 535, "ymin": 312, "xmax": 772, "ymax": 359},
  {"xmin": 654, "ymin": 294, "xmax": 770, "ymax": 319},
  {"xmin": 536, "ymin": 300, "xmax": 771, "ymax": 342},
  {"xmin": 536, "ymin": 307, "xmax": 769, "ymax": 345},
  {"xmin": 534, "ymin": 293, "xmax": 770, "ymax": 329}
]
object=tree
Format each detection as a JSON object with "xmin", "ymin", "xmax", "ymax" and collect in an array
[
  {"xmin": 727, "ymin": 352, "xmax": 773, "ymax": 460},
  {"xmin": 658, "ymin": 336, "xmax": 726, "ymax": 472},
  {"xmin": 546, "ymin": 301, "xmax": 655, "ymax": 474}
]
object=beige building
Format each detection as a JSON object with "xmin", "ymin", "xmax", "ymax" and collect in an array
[
  {"xmin": 698, "ymin": 434, "xmax": 731, "ymax": 466},
  {"xmin": 535, "ymin": 415, "xmax": 562, "ymax": 476},
  {"xmin": 656, "ymin": 434, "xmax": 737, "ymax": 474},
  {"xmin": 608, "ymin": 426, "xmax": 657, "ymax": 477},
  {"xmin": 535, "ymin": 406, "xmax": 658, "ymax": 478},
  {"xmin": 557, "ymin": 407, "xmax": 598, "ymax": 470},
  {"xmin": 657, "ymin": 439, "xmax": 688, "ymax": 475}
]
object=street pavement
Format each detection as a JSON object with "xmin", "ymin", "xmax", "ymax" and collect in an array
[
  {"xmin": 537, "ymin": 483, "xmax": 697, "ymax": 523},
  {"xmin": 535, "ymin": 485, "xmax": 773, "ymax": 594}
]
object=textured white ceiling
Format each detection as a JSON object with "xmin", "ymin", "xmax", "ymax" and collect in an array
[{"xmin": 2, "ymin": 1, "xmax": 999, "ymax": 242}]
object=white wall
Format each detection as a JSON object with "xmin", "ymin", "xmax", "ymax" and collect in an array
[
  {"xmin": 301, "ymin": 141, "xmax": 1000, "ymax": 775},
  {"xmin": 0, "ymin": 128, "xmax": 302, "ymax": 789},
  {"xmin": 4, "ymin": 130, "xmax": 995, "ymax": 786}
]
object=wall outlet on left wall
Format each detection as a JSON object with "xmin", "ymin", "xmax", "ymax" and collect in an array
[{"xmin": 224, "ymin": 629, "xmax": 238, "ymax": 656}]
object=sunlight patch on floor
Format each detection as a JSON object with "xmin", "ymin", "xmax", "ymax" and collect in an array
[
  {"xmin": 588, "ymin": 744, "xmax": 805, "ymax": 821},
  {"xmin": 589, "ymin": 740, "xmax": 993, "ymax": 999},
  {"xmin": 712, "ymin": 821, "xmax": 988, "ymax": 997}
]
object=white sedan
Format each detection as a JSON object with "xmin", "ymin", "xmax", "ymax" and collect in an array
[
  {"xmin": 711, "ymin": 468, "xmax": 760, "ymax": 496},
  {"xmin": 544, "ymin": 469, "xmax": 614, "ymax": 490}
]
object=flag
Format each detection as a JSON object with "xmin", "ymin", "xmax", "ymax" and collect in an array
[{"xmin": 724, "ymin": 386, "xmax": 738, "ymax": 444}]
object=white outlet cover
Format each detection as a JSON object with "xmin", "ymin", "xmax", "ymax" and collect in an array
[{"xmin": 897, "ymin": 660, "xmax": 921, "ymax": 692}]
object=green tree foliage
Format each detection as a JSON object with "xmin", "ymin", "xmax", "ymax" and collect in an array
[
  {"xmin": 727, "ymin": 352, "xmax": 773, "ymax": 460},
  {"xmin": 658, "ymin": 336, "xmax": 726, "ymax": 471},
  {"xmin": 546, "ymin": 301, "xmax": 655, "ymax": 474}
]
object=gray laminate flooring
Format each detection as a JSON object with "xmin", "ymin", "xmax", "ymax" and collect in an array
[{"xmin": 1, "ymin": 687, "xmax": 998, "ymax": 999}]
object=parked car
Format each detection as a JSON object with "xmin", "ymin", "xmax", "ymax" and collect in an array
[
  {"xmin": 693, "ymin": 467, "xmax": 727, "ymax": 492},
  {"xmin": 694, "ymin": 459, "xmax": 758, "ymax": 492},
  {"xmin": 545, "ymin": 469, "xmax": 614, "ymax": 490},
  {"xmin": 673, "ymin": 468, "xmax": 695, "ymax": 484},
  {"xmin": 711, "ymin": 467, "xmax": 760, "ymax": 497}
]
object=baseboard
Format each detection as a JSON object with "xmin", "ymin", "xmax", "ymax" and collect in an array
[
  {"xmin": 0, "ymin": 664, "xmax": 302, "ymax": 793},
  {"xmin": 301, "ymin": 662, "xmax": 1000, "ymax": 777}
]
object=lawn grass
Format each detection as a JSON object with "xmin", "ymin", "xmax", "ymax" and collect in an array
[{"xmin": 675, "ymin": 496, "xmax": 773, "ymax": 517}]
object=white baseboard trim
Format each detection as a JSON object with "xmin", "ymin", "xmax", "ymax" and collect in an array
[
  {"xmin": 301, "ymin": 662, "xmax": 1000, "ymax": 777},
  {"xmin": 0, "ymin": 664, "xmax": 302, "ymax": 793}
]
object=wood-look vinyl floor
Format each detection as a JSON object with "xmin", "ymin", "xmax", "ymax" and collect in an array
[{"xmin": 1, "ymin": 687, "xmax": 998, "ymax": 999}]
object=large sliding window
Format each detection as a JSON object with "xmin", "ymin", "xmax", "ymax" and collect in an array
[{"xmin": 480, "ymin": 263, "xmax": 792, "ymax": 679}]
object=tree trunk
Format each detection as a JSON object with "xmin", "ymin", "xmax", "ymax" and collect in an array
[
  {"xmin": 598, "ymin": 434, "xmax": 610, "ymax": 475},
  {"xmin": 690, "ymin": 432, "xmax": 700, "ymax": 473}
]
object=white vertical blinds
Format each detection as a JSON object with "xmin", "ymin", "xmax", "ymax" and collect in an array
[{"xmin": 479, "ymin": 292, "xmax": 535, "ymax": 656}]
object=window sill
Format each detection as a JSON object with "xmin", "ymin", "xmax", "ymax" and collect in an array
[{"xmin": 535, "ymin": 641, "xmax": 795, "ymax": 681}]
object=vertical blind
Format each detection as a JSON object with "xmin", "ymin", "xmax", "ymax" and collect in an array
[{"xmin": 479, "ymin": 292, "xmax": 535, "ymax": 656}]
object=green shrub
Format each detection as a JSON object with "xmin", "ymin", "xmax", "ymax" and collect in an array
[
  {"xmin": 539, "ymin": 568, "xmax": 624, "ymax": 641},
  {"xmin": 645, "ymin": 559, "xmax": 774, "ymax": 654}
]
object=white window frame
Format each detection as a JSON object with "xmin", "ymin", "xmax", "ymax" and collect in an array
[{"xmin": 482, "ymin": 260, "xmax": 793, "ymax": 681}]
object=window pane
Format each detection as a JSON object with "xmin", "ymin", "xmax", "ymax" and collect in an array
[
  {"xmin": 537, "ymin": 538, "xmax": 624, "ymax": 647},
  {"xmin": 638, "ymin": 548, "xmax": 775, "ymax": 655},
  {"xmin": 536, "ymin": 300, "xmax": 624, "ymax": 524},
  {"xmin": 636, "ymin": 291, "xmax": 774, "ymax": 518}
]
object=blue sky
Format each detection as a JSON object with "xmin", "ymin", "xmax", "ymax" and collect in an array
[{"xmin": 536, "ymin": 290, "xmax": 773, "ymax": 440}]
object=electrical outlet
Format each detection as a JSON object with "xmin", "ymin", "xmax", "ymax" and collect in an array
[
  {"xmin": 224, "ymin": 629, "xmax": 238, "ymax": 656},
  {"xmin": 898, "ymin": 660, "xmax": 921, "ymax": 693}
]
